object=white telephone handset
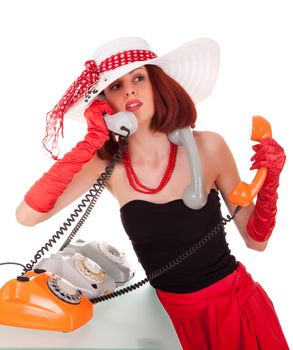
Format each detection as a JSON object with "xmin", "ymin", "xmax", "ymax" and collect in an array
[
  {"xmin": 104, "ymin": 111, "xmax": 138, "ymax": 137},
  {"xmin": 66, "ymin": 98, "xmax": 138, "ymax": 137},
  {"xmin": 168, "ymin": 128, "xmax": 207, "ymax": 209}
]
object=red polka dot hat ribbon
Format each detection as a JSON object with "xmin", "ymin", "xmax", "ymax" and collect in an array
[{"xmin": 43, "ymin": 49, "xmax": 157, "ymax": 160}]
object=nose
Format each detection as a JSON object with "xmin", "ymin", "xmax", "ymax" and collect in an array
[{"xmin": 125, "ymin": 85, "xmax": 136, "ymax": 97}]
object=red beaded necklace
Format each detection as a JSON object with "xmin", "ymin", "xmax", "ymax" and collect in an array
[{"xmin": 122, "ymin": 142, "xmax": 178, "ymax": 194}]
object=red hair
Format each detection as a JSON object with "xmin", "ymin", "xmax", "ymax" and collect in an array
[{"xmin": 97, "ymin": 64, "xmax": 197, "ymax": 160}]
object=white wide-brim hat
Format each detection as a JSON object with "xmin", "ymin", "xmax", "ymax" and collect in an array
[
  {"xmin": 43, "ymin": 36, "xmax": 220, "ymax": 159},
  {"xmin": 66, "ymin": 36, "xmax": 220, "ymax": 121}
]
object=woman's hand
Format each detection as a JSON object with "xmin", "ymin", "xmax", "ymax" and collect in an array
[
  {"xmin": 250, "ymin": 138, "xmax": 286, "ymax": 179},
  {"xmin": 84, "ymin": 99, "xmax": 113, "ymax": 133}
]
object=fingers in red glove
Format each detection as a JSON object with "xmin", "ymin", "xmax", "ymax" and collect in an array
[
  {"xmin": 84, "ymin": 99, "xmax": 113, "ymax": 133},
  {"xmin": 250, "ymin": 138, "xmax": 286, "ymax": 174}
]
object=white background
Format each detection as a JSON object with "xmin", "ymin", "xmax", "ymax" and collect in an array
[{"xmin": 0, "ymin": 0, "xmax": 292, "ymax": 348}]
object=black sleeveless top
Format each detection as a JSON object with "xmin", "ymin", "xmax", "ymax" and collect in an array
[{"xmin": 120, "ymin": 189, "xmax": 237, "ymax": 293}]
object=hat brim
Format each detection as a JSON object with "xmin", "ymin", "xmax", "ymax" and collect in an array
[{"xmin": 66, "ymin": 38, "xmax": 220, "ymax": 121}]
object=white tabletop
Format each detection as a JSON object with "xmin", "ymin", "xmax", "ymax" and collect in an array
[{"xmin": 0, "ymin": 283, "xmax": 182, "ymax": 349}]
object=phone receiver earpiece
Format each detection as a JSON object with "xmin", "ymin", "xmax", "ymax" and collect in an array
[
  {"xmin": 104, "ymin": 112, "xmax": 138, "ymax": 137},
  {"xmin": 168, "ymin": 128, "xmax": 207, "ymax": 210}
]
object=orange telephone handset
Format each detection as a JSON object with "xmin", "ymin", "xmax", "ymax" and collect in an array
[{"xmin": 228, "ymin": 116, "xmax": 272, "ymax": 207}]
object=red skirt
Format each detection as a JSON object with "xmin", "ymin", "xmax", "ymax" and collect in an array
[{"xmin": 156, "ymin": 263, "xmax": 289, "ymax": 350}]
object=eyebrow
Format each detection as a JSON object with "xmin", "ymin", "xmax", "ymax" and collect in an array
[
  {"xmin": 108, "ymin": 68, "xmax": 144, "ymax": 87},
  {"xmin": 128, "ymin": 67, "xmax": 144, "ymax": 75}
]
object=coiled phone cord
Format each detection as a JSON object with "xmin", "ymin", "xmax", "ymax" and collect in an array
[
  {"xmin": 21, "ymin": 129, "xmax": 130, "ymax": 274},
  {"xmin": 89, "ymin": 205, "xmax": 242, "ymax": 304}
]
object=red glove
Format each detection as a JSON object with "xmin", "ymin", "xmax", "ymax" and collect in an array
[
  {"xmin": 24, "ymin": 100, "xmax": 113, "ymax": 213},
  {"xmin": 246, "ymin": 138, "xmax": 286, "ymax": 242}
]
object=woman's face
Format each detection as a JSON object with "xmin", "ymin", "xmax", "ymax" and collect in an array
[{"xmin": 103, "ymin": 66, "xmax": 155, "ymax": 128}]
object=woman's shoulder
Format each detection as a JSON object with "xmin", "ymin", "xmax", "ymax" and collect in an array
[
  {"xmin": 192, "ymin": 130, "xmax": 235, "ymax": 171},
  {"xmin": 192, "ymin": 130, "xmax": 229, "ymax": 153},
  {"xmin": 193, "ymin": 129, "xmax": 224, "ymax": 139}
]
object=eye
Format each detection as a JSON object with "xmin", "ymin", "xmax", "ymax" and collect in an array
[
  {"xmin": 110, "ymin": 83, "xmax": 121, "ymax": 91},
  {"xmin": 134, "ymin": 74, "xmax": 145, "ymax": 82}
]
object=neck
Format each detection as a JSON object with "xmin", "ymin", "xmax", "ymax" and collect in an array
[{"xmin": 127, "ymin": 128, "xmax": 171, "ymax": 165}]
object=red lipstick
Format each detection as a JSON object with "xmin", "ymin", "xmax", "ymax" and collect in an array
[{"xmin": 125, "ymin": 99, "xmax": 143, "ymax": 112}]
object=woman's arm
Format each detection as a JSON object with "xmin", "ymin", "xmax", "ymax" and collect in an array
[
  {"xmin": 16, "ymin": 155, "xmax": 110, "ymax": 226},
  {"xmin": 16, "ymin": 99, "xmax": 113, "ymax": 227},
  {"xmin": 200, "ymin": 131, "xmax": 269, "ymax": 251}
]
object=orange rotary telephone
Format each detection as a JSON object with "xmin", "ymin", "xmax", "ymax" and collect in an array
[{"xmin": 0, "ymin": 270, "xmax": 93, "ymax": 332}]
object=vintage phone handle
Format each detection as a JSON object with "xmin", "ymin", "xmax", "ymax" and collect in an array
[
  {"xmin": 104, "ymin": 111, "xmax": 138, "ymax": 137},
  {"xmin": 65, "ymin": 99, "xmax": 138, "ymax": 137},
  {"xmin": 228, "ymin": 116, "xmax": 272, "ymax": 207},
  {"xmin": 168, "ymin": 127, "xmax": 207, "ymax": 209}
]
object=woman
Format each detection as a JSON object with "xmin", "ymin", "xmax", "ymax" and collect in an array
[{"xmin": 16, "ymin": 37, "xmax": 288, "ymax": 349}]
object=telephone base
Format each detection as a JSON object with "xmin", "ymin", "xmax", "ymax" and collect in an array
[{"xmin": 0, "ymin": 271, "xmax": 93, "ymax": 332}]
